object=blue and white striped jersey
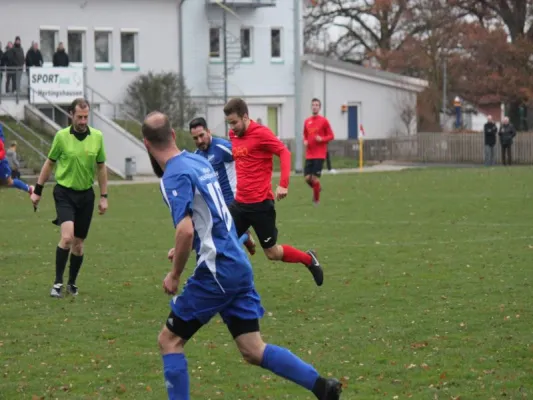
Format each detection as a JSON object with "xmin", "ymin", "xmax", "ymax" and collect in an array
[
  {"xmin": 160, "ymin": 151, "xmax": 253, "ymax": 294},
  {"xmin": 194, "ymin": 137, "xmax": 236, "ymax": 206}
]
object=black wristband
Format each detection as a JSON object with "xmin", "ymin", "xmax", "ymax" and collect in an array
[
  {"xmin": 100, "ymin": 194, "xmax": 108, "ymax": 198},
  {"xmin": 34, "ymin": 184, "xmax": 44, "ymax": 196}
]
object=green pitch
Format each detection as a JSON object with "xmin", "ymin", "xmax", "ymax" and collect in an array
[{"xmin": 1, "ymin": 166, "xmax": 532, "ymax": 399}]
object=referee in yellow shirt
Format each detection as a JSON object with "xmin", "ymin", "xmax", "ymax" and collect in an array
[{"xmin": 31, "ymin": 98, "xmax": 109, "ymax": 298}]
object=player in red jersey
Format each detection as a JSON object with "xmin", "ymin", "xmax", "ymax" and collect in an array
[
  {"xmin": 223, "ymin": 98, "xmax": 324, "ymax": 286},
  {"xmin": 303, "ymin": 98, "xmax": 335, "ymax": 205}
]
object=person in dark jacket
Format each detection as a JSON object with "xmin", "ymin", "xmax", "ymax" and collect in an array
[
  {"xmin": 498, "ymin": 116, "xmax": 516, "ymax": 166},
  {"xmin": 53, "ymin": 42, "xmax": 69, "ymax": 67},
  {"xmin": 25, "ymin": 41, "xmax": 43, "ymax": 97},
  {"xmin": 26, "ymin": 42, "xmax": 43, "ymax": 69},
  {"xmin": 0, "ymin": 42, "xmax": 3, "ymax": 94},
  {"xmin": 3, "ymin": 42, "xmax": 14, "ymax": 93},
  {"xmin": 12, "ymin": 36, "xmax": 25, "ymax": 93},
  {"xmin": 483, "ymin": 115, "xmax": 498, "ymax": 166}
]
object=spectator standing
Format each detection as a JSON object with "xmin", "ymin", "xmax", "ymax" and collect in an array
[
  {"xmin": 483, "ymin": 115, "xmax": 497, "ymax": 166},
  {"xmin": 26, "ymin": 41, "xmax": 43, "ymax": 97},
  {"xmin": 12, "ymin": 36, "xmax": 25, "ymax": 93},
  {"xmin": 3, "ymin": 42, "xmax": 14, "ymax": 93},
  {"xmin": 0, "ymin": 42, "xmax": 3, "ymax": 94},
  {"xmin": 499, "ymin": 116, "xmax": 516, "ymax": 166},
  {"xmin": 53, "ymin": 43, "xmax": 69, "ymax": 67}
]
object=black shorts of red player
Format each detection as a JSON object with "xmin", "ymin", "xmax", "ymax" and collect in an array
[
  {"xmin": 304, "ymin": 159, "xmax": 324, "ymax": 177},
  {"xmin": 229, "ymin": 200, "xmax": 278, "ymax": 249}
]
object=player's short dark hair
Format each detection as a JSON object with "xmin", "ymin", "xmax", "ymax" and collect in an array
[
  {"xmin": 223, "ymin": 98, "xmax": 249, "ymax": 117},
  {"xmin": 70, "ymin": 98, "xmax": 90, "ymax": 113},
  {"xmin": 142, "ymin": 112, "xmax": 173, "ymax": 148},
  {"xmin": 311, "ymin": 98, "xmax": 321, "ymax": 106},
  {"xmin": 189, "ymin": 117, "xmax": 208, "ymax": 131}
]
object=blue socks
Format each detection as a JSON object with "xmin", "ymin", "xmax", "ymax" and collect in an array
[
  {"xmin": 10, "ymin": 179, "xmax": 29, "ymax": 193},
  {"xmin": 162, "ymin": 353, "xmax": 189, "ymax": 400},
  {"xmin": 239, "ymin": 232, "xmax": 249, "ymax": 244},
  {"xmin": 260, "ymin": 344, "xmax": 319, "ymax": 391},
  {"xmin": 162, "ymin": 347, "xmax": 322, "ymax": 398}
]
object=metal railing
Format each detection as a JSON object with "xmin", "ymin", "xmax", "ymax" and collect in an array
[
  {"xmin": 86, "ymin": 84, "xmax": 142, "ymax": 126},
  {"xmin": 0, "ymin": 120, "xmax": 47, "ymax": 172},
  {"xmin": 0, "ymin": 66, "xmax": 31, "ymax": 104},
  {"xmin": 27, "ymin": 86, "xmax": 72, "ymax": 123},
  {"xmin": 283, "ymin": 132, "xmax": 533, "ymax": 165},
  {"xmin": 0, "ymin": 104, "xmax": 50, "ymax": 147}
]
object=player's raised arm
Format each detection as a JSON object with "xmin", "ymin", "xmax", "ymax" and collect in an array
[{"xmin": 260, "ymin": 130, "xmax": 291, "ymax": 196}]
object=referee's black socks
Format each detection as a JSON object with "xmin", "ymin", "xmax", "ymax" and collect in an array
[
  {"xmin": 68, "ymin": 254, "xmax": 84, "ymax": 285},
  {"xmin": 55, "ymin": 246, "xmax": 70, "ymax": 284}
]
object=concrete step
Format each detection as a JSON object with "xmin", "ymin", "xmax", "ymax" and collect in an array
[{"xmin": 19, "ymin": 167, "xmax": 35, "ymax": 175}]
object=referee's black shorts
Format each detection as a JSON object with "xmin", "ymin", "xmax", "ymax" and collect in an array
[
  {"xmin": 304, "ymin": 158, "xmax": 325, "ymax": 177},
  {"xmin": 229, "ymin": 200, "xmax": 278, "ymax": 249},
  {"xmin": 52, "ymin": 184, "xmax": 95, "ymax": 239}
]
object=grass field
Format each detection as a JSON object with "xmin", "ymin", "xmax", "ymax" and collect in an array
[{"xmin": 2, "ymin": 166, "xmax": 533, "ymax": 399}]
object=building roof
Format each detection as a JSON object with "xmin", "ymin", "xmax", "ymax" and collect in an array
[{"xmin": 302, "ymin": 54, "xmax": 429, "ymax": 93}]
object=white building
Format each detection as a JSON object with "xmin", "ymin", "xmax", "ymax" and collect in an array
[
  {"xmin": 184, "ymin": 1, "xmax": 428, "ymax": 139},
  {"xmin": 0, "ymin": 0, "xmax": 179, "ymax": 103},
  {"xmin": 0, "ymin": 0, "xmax": 428, "ymax": 175},
  {"xmin": 183, "ymin": 0, "xmax": 298, "ymax": 136},
  {"xmin": 301, "ymin": 55, "xmax": 428, "ymax": 139}
]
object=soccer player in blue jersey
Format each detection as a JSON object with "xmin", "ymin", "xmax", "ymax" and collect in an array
[
  {"xmin": 189, "ymin": 117, "xmax": 256, "ymax": 256},
  {"xmin": 0, "ymin": 123, "xmax": 33, "ymax": 195},
  {"xmin": 141, "ymin": 112, "xmax": 343, "ymax": 400}
]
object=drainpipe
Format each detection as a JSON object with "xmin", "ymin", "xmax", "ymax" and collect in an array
[{"xmin": 178, "ymin": 0, "xmax": 188, "ymax": 129}]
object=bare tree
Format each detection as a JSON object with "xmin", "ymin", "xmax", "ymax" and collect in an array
[{"xmin": 392, "ymin": 90, "xmax": 418, "ymax": 135}]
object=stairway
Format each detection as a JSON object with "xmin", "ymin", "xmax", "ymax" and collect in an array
[
  {"xmin": 207, "ymin": 27, "xmax": 243, "ymax": 102},
  {"xmin": 0, "ymin": 117, "xmax": 50, "ymax": 179}
]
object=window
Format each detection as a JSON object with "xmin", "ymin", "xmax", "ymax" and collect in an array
[
  {"xmin": 40, "ymin": 29, "xmax": 59, "ymax": 65},
  {"xmin": 121, "ymin": 31, "xmax": 138, "ymax": 65},
  {"xmin": 240, "ymin": 28, "xmax": 251, "ymax": 60},
  {"xmin": 67, "ymin": 30, "xmax": 85, "ymax": 64},
  {"xmin": 271, "ymin": 28, "xmax": 282, "ymax": 59},
  {"xmin": 94, "ymin": 30, "xmax": 112, "ymax": 65},
  {"xmin": 209, "ymin": 27, "xmax": 221, "ymax": 59}
]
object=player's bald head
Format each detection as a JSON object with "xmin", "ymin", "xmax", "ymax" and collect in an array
[{"xmin": 142, "ymin": 111, "xmax": 173, "ymax": 148}]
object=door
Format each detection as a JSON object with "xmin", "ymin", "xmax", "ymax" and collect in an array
[
  {"xmin": 347, "ymin": 105, "xmax": 359, "ymax": 139},
  {"xmin": 267, "ymin": 106, "xmax": 279, "ymax": 136}
]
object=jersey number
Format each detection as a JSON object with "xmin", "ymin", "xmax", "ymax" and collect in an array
[{"xmin": 207, "ymin": 181, "xmax": 232, "ymax": 232}]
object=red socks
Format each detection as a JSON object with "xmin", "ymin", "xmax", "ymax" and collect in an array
[
  {"xmin": 281, "ymin": 245, "xmax": 312, "ymax": 265},
  {"xmin": 312, "ymin": 180, "xmax": 321, "ymax": 203}
]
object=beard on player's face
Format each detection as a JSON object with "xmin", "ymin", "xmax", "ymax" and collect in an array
[{"xmin": 149, "ymin": 153, "xmax": 164, "ymax": 178}]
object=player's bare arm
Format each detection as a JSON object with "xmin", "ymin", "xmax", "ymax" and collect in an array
[
  {"xmin": 163, "ymin": 216, "xmax": 194, "ymax": 295},
  {"xmin": 97, "ymin": 163, "xmax": 108, "ymax": 215},
  {"xmin": 275, "ymin": 144, "xmax": 291, "ymax": 201},
  {"xmin": 31, "ymin": 159, "xmax": 56, "ymax": 206}
]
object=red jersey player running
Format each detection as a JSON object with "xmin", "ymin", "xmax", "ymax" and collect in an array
[
  {"xmin": 224, "ymin": 98, "xmax": 324, "ymax": 286},
  {"xmin": 303, "ymin": 98, "xmax": 335, "ymax": 205}
]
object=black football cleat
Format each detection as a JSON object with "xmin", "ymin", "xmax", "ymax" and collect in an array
[
  {"xmin": 322, "ymin": 378, "xmax": 342, "ymax": 400},
  {"xmin": 307, "ymin": 250, "xmax": 323, "ymax": 286}
]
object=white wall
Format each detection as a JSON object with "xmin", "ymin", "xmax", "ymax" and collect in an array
[
  {"xmin": 301, "ymin": 64, "xmax": 419, "ymax": 139},
  {"xmin": 183, "ymin": 1, "xmax": 296, "ymax": 98},
  {"xmin": 0, "ymin": 0, "xmax": 179, "ymax": 104},
  {"xmin": 203, "ymin": 96, "xmax": 294, "ymax": 139}
]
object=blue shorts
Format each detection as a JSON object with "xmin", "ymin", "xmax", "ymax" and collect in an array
[
  {"xmin": 170, "ymin": 278, "xmax": 265, "ymax": 326},
  {"xmin": 0, "ymin": 160, "xmax": 11, "ymax": 180}
]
